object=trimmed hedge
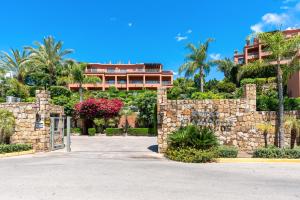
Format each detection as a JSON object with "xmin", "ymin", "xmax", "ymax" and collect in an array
[
  {"xmin": 253, "ymin": 146, "xmax": 300, "ymax": 159},
  {"xmin": 165, "ymin": 147, "xmax": 217, "ymax": 163},
  {"xmin": 106, "ymin": 128, "xmax": 123, "ymax": 136},
  {"xmin": 218, "ymin": 146, "xmax": 238, "ymax": 158},
  {"xmin": 88, "ymin": 128, "xmax": 96, "ymax": 136},
  {"xmin": 127, "ymin": 128, "xmax": 150, "ymax": 136},
  {"xmin": 71, "ymin": 128, "xmax": 82, "ymax": 134},
  {"xmin": 0, "ymin": 144, "xmax": 32, "ymax": 154}
]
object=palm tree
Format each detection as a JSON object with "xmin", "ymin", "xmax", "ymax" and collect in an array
[
  {"xmin": 179, "ymin": 38, "xmax": 214, "ymax": 92},
  {"xmin": 26, "ymin": 36, "xmax": 73, "ymax": 85},
  {"xmin": 0, "ymin": 49, "xmax": 29, "ymax": 83},
  {"xmin": 213, "ymin": 57, "xmax": 239, "ymax": 83},
  {"xmin": 71, "ymin": 63, "xmax": 85, "ymax": 102},
  {"xmin": 257, "ymin": 122, "xmax": 275, "ymax": 147},
  {"xmin": 284, "ymin": 116, "xmax": 300, "ymax": 148},
  {"xmin": 258, "ymin": 31, "xmax": 300, "ymax": 148}
]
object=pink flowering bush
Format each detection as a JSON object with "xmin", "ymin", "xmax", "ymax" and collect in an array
[{"xmin": 75, "ymin": 98, "xmax": 123, "ymax": 119}]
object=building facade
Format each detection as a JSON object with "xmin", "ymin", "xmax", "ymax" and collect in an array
[
  {"xmin": 68, "ymin": 63, "xmax": 173, "ymax": 91},
  {"xmin": 234, "ymin": 29, "xmax": 300, "ymax": 97}
]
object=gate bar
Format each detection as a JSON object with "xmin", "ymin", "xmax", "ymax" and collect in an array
[{"xmin": 66, "ymin": 117, "xmax": 71, "ymax": 152}]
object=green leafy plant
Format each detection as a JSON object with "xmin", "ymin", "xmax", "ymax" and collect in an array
[
  {"xmin": 165, "ymin": 147, "xmax": 217, "ymax": 163},
  {"xmin": 83, "ymin": 76, "xmax": 101, "ymax": 84},
  {"xmin": 71, "ymin": 128, "xmax": 82, "ymax": 135},
  {"xmin": 218, "ymin": 146, "xmax": 238, "ymax": 158},
  {"xmin": 0, "ymin": 109, "xmax": 15, "ymax": 144},
  {"xmin": 0, "ymin": 144, "xmax": 32, "ymax": 154},
  {"xmin": 127, "ymin": 128, "xmax": 149, "ymax": 136},
  {"xmin": 48, "ymin": 86, "xmax": 71, "ymax": 97},
  {"xmin": 88, "ymin": 128, "xmax": 96, "ymax": 136},
  {"xmin": 253, "ymin": 146, "xmax": 300, "ymax": 158},
  {"xmin": 106, "ymin": 128, "xmax": 123, "ymax": 136},
  {"xmin": 168, "ymin": 125, "xmax": 219, "ymax": 150},
  {"xmin": 191, "ymin": 91, "xmax": 224, "ymax": 100}
]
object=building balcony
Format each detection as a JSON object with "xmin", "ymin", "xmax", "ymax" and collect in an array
[
  {"xmin": 85, "ymin": 68, "xmax": 162, "ymax": 74},
  {"xmin": 162, "ymin": 81, "xmax": 172, "ymax": 85}
]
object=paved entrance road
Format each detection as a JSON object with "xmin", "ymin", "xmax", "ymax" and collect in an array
[{"xmin": 0, "ymin": 136, "xmax": 300, "ymax": 200}]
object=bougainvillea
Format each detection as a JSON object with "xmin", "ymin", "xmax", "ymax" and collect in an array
[{"xmin": 74, "ymin": 98, "xmax": 123, "ymax": 119}]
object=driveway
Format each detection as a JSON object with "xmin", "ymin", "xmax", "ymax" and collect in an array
[{"xmin": 0, "ymin": 136, "xmax": 300, "ymax": 200}]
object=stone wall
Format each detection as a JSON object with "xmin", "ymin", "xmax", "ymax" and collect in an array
[
  {"xmin": 157, "ymin": 84, "xmax": 300, "ymax": 153},
  {"xmin": 0, "ymin": 90, "xmax": 64, "ymax": 151}
]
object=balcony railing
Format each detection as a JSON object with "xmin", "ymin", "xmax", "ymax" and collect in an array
[
  {"xmin": 145, "ymin": 80, "xmax": 160, "ymax": 84},
  {"xmin": 86, "ymin": 68, "xmax": 161, "ymax": 73},
  {"xmin": 106, "ymin": 81, "xmax": 115, "ymax": 85},
  {"xmin": 162, "ymin": 81, "xmax": 172, "ymax": 85},
  {"xmin": 129, "ymin": 81, "xmax": 143, "ymax": 84}
]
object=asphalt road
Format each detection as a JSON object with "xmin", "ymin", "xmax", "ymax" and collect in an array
[{"xmin": 0, "ymin": 136, "xmax": 300, "ymax": 200}]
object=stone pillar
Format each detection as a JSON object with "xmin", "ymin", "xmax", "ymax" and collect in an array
[
  {"xmin": 243, "ymin": 84, "xmax": 256, "ymax": 112},
  {"xmin": 35, "ymin": 90, "xmax": 51, "ymax": 151},
  {"xmin": 157, "ymin": 87, "xmax": 168, "ymax": 153}
]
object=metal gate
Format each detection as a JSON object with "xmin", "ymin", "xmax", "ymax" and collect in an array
[
  {"xmin": 50, "ymin": 117, "xmax": 65, "ymax": 150},
  {"xmin": 50, "ymin": 116, "xmax": 72, "ymax": 151}
]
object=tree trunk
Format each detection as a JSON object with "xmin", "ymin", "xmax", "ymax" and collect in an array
[
  {"xmin": 277, "ymin": 59, "xmax": 285, "ymax": 148},
  {"xmin": 79, "ymin": 83, "xmax": 83, "ymax": 102},
  {"xmin": 200, "ymin": 66, "xmax": 204, "ymax": 92}
]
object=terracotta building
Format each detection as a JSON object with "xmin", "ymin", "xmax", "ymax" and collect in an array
[
  {"xmin": 68, "ymin": 63, "xmax": 173, "ymax": 91},
  {"xmin": 234, "ymin": 29, "xmax": 300, "ymax": 97}
]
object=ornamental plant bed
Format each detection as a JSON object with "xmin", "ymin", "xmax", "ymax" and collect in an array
[
  {"xmin": 127, "ymin": 128, "xmax": 150, "ymax": 136},
  {"xmin": 106, "ymin": 128, "xmax": 124, "ymax": 136},
  {"xmin": 0, "ymin": 144, "xmax": 32, "ymax": 154},
  {"xmin": 253, "ymin": 146, "xmax": 300, "ymax": 159}
]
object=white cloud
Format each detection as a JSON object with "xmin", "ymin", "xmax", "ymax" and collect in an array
[
  {"xmin": 262, "ymin": 13, "xmax": 289, "ymax": 24},
  {"xmin": 186, "ymin": 29, "xmax": 192, "ymax": 34},
  {"xmin": 172, "ymin": 71, "xmax": 178, "ymax": 76},
  {"xmin": 128, "ymin": 22, "xmax": 133, "ymax": 27},
  {"xmin": 175, "ymin": 33, "xmax": 188, "ymax": 42},
  {"xmin": 251, "ymin": 23, "xmax": 264, "ymax": 33},
  {"xmin": 210, "ymin": 53, "xmax": 221, "ymax": 60},
  {"xmin": 250, "ymin": 1, "xmax": 300, "ymax": 33}
]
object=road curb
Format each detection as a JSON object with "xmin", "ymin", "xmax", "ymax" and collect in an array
[
  {"xmin": 218, "ymin": 158, "xmax": 300, "ymax": 163},
  {"xmin": 0, "ymin": 150, "xmax": 35, "ymax": 158}
]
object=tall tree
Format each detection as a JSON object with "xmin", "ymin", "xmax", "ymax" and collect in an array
[
  {"xmin": 258, "ymin": 31, "xmax": 300, "ymax": 148},
  {"xmin": 213, "ymin": 57, "xmax": 239, "ymax": 83},
  {"xmin": 179, "ymin": 38, "xmax": 214, "ymax": 92},
  {"xmin": 71, "ymin": 63, "xmax": 85, "ymax": 102},
  {"xmin": 0, "ymin": 49, "xmax": 29, "ymax": 83},
  {"xmin": 26, "ymin": 36, "xmax": 73, "ymax": 85}
]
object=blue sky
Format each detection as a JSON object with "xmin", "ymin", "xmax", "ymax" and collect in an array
[{"xmin": 0, "ymin": 0, "xmax": 299, "ymax": 80}]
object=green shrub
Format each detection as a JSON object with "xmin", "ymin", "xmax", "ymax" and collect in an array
[
  {"xmin": 191, "ymin": 91, "xmax": 224, "ymax": 100},
  {"xmin": 149, "ymin": 128, "xmax": 157, "ymax": 136},
  {"xmin": 127, "ymin": 128, "xmax": 149, "ymax": 136},
  {"xmin": 83, "ymin": 76, "xmax": 102, "ymax": 84},
  {"xmin": 48, "ymin": 86, "xmax": 72, "ymax": 98},
  {"xmin": 6, "ymin": 79, "xmax": 29, "ymax": 99},
  {"xmin": 25, "ymin": 97, "xmax": 36, "ymax": 102},
  {"xmin": 0, "ymin": 144, "xmax": 32, "ymax": 154},
  {"xmin": 168, "ymin": 125, "xmax": 219, "ymax": 150},
  {"xmin": 88, "ymin": 128, "xmax": 96, "ymax": 136},
  {"xmin": 284, "ymin": 97, "xmax": 300, "ymax": 111},
  {"xmin": 106, "ymin": 128, "xmax": 123, "ymax": 136},
  {"xmin": 0, "ymin": 109, "xmax": 15, "ymax": 144},
  {"xmin": 165, "ymin": 147, "xmax": 217, "ymax": 163},
  {"xmin": 28, "ymin": 86, "xmax": 44, "ymax": 97},
  {"xmin": 71, "ymin": 128, "xmax": 82, "ymax": 134},
  {"xmin": 216, "ymin": 81, "xmax": 236, "ymax": 93},
  {"xmin": 253, "ymin": 146, "xmax": 300, "ymax": 159},
  {"xmin": 218, "ymin": 146, "xmax": 238, "ymax": 158}
]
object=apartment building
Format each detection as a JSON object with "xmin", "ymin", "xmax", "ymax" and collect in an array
[
  {"xmin": 68, "ymin": 63, "xmax": 173, "ymax": 91},
  {"xmin": 233, "ymin": 29, "xmax": 300, "ymax": 97}
]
